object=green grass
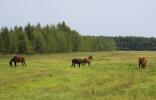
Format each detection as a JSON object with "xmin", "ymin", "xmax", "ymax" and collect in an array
[{"xmin": 0, "ymin": 51, "xmax": 156, "ymax": 100}]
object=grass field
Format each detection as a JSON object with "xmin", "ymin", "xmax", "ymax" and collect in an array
[{"xmin": 0, "ymin": 51, "xmax": 156, "ymax": 100}]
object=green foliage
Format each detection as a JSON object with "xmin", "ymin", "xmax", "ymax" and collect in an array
[
  {"xmin": 43, "ymin": 26, "xmax": 57, "ymax": 53},
  {"xmin": 0, "ymin": 27, "xmax": 11, "ymax": 54},
  {"xmin": 1, "ymin": 22, "xmax": 156, "ymax": 54},
  {"xmin": 32, "ymin": 28, "xmax": 46, "ymax": 53},
  {"xmin": 114, "ymin": 36, "xmax": 156, "ymax": 51},
  {"xmin": 9, "ymin": 30, "xmax": 19, "ymax": 53},
  {"xmin": 0, "ymin": 22, "xmax": 117, "ymax": 54}
]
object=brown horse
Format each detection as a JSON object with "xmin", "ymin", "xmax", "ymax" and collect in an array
[
  {"xmin": 82, "ymin": 56, "xmax": 93, "ymax": 66},
  {"xmin": 9, "ymin": 55, "xmax": 26, "ymax": 67},
  {"xmin": 138, "ymin": 57, "xmax": 147, "ymax": 69}
]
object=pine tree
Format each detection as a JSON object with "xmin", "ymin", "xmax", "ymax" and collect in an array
[{"xmin": 0, "ymin": 27, "xmax": 11, "ymax": 54}]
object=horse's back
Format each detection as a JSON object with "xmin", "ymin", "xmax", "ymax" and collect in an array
[
  {"xmin": 83, "ymin": 58, "xmax": 90, "ymax": 63},
  {"xmin": 15, "ymin": 56, "xmax": 25, "ymax": 62},
  {"xmin": 72, "ymin": 58, "xmax": 82, "ymax": 63}
]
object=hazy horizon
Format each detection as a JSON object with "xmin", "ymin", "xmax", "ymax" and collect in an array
[{"xmin": 1, "ymin": 0, "xmax": 156, "ymax": 37}]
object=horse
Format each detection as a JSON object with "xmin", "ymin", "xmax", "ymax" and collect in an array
[
  {"xmin": 82, "ymin": 56, "xmax": 93, "ymax": 66},
  {"xmin": 71, "ymin": 58, "xmax": 84, "ymax": 68},
  {"xmin": 138, "ymin": 57, "xmax": 147, "ymax": 69},
  {"xmin": 9, "ymin": 55, "xmax": 26, "ymax": 67}
]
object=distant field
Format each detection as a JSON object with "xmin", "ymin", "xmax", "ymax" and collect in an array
[{"xmin": 0, "ymin": 51, "xmax": 156, "ymax": 100}]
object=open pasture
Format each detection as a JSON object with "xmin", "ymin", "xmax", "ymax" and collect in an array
[{"xmin": 0, "ymin": 51, "xmax": 156, "ymax": 100}]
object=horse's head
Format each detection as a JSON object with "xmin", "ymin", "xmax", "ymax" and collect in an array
[
  {"xmin": 9, "ymin": 61, "xmax": 12, "ymax": 66},
  {"xmin": 9, "ymin": 56, "xmax": 16, "ymax": 66},
  {"xmin": 88, "ymin": 56, "xmax": 93, "ymax": 61}
]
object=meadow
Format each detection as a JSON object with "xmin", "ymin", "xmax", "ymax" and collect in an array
[{"xmin": 0, "ymin": 51, "xmax": 156, "ymax": 100}]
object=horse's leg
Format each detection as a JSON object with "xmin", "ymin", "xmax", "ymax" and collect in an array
[
  {"xmin": 142, "ymin": 64, "xmax": 146, "ymax": 69},
  {"xmin": 83, "ymin": 62, "xmax": 86, "ymax": 66},
  {"xmin": 21, "ymin": 62, "xmax": 23, "ymax": 67},
  {"xmin": 71, "ymin": 63, "xmax": 73, "ymax": 68},
  {"xmin": 24, "ymin": 61, "xmax": 26, "ymax": 66},
  {"xmin": 14, "ymin": 62, "xmax": 16, "ymax": 67},
  {"xmin": 22, "ymin": 61, "xmax": 26, "ymax": 66},
  {"xmin": 141, "ymin": 64, "xmax": 143, "ymax": 69},
  {"xmin": 138, "ymin": 62, "xmax": 140, "ymax": 68},
  {"xmin": 88, "ymin": 62, "xmax": 90, "ymax": 66},
  {"xmin": 81, "ymin": 61, "xmax": 84, "ymax": 66},
  {"xmin": 74, "ymin": 64, "xmax": 75, "ymax": 68},
  {"xmin": 79, "ymin": 63, "xmax": 80, "ymax": 68},
  {"xmin": 73, "ymin": 64, "xmax": 75, "ymax": 68}
]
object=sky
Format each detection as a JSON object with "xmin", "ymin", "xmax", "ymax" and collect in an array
[{"xmin": 0, "ymin": 0, "xmax": 156, "ymax": 37}]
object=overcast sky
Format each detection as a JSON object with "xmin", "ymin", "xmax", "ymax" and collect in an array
[{"xmin": 0, "ymin": 0, "xmax": 156, "ymax": 37}]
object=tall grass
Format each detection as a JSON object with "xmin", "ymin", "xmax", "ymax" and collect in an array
[{"xmin": 0, "ymin": 51, "xmax": 156, "ymax": 100}]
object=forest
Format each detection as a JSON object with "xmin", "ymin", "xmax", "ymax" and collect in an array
[{"xmin": 0, "ymin": 22, "xmax": 155, "ymax": 54}]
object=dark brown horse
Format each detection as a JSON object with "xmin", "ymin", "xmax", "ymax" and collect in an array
[
  {"xmin": 9, "ymin": 55, "xmax": 26, "ymax": 67},
  {"xmin": 71, "ymin": 58, "xmax": 83, "ymax": 68},
  {"xmin": 138, "ymin": 57, "xmax": 147, "ymax": 69},
  {"xmin": 82, "ymin": 56, "xmax": 93, "ymax": 66}
]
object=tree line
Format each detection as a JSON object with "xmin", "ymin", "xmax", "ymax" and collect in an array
[
  {"xmin": 0, "ymin": 22, "xmax": 116, "ymax": 54},
  {"xmin": 1, "ymin": 22, "xmax": 156, "ymax": 54},
  {"xmin": 113, "ymin": 36, "xmax": 156, "ymax": 51}
]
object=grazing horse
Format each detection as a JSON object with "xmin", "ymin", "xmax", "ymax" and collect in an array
[
  {"xmin": 9, "ymin": 55, "xmax": 26, "ymax": 67},
  {"xmin": 71, "ymin": 58, "xmax": 83, "ymax": 68},
  {"xmin": 138, "ymin": 57, "xmax": 147, "ymax": 69},
  {"xmin": 82, "ymin": 56, "xmax": 93, "ymax": 66}
]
